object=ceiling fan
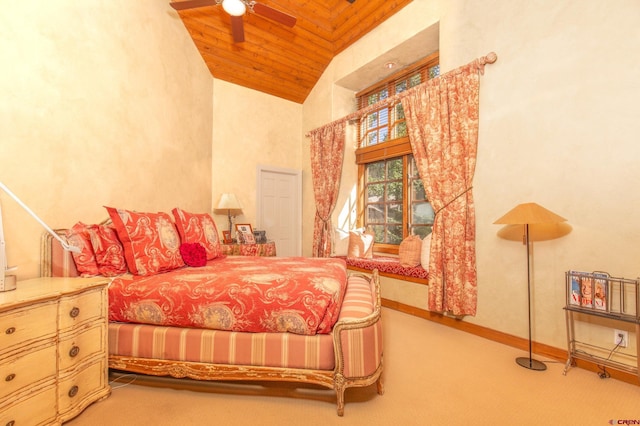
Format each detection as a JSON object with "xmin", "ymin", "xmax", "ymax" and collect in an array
[{"xmin": 170, "ymin": 0, "xmax": 297, "ymax": 43}]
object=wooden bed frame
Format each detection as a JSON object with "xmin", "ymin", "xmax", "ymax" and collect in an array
[{"xmin": 41, "ymin": 231, "xmax": 384, "ymax": 416}]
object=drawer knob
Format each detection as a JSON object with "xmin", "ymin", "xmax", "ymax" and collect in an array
[
  {"xmin": 69, "ymin": 345, "xmax": 80, "ymax": 358},
  {"xmin": 5, "ymin": 327, "xmax": 15, "ymax": 335},
  {"xmin": 68, "ymin": 385, "xmax": 79, "ymax": 398},
  {"xmin": 5, "ymin": 373, "xmax": 15, "ymax": 382},
  {"xmin": 69, "ymin": 307, "xmax": 80, "ymax": 318}
]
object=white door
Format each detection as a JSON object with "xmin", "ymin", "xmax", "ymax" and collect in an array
[{"xmin": 256, "ymin": 166, "xmax": 302, "ymax": 257}]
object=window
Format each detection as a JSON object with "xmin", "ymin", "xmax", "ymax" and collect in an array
[{"xmin": 356, "ymin": 53, "xmax": 439, "ymax": 254}]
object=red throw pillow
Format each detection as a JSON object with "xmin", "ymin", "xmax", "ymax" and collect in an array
[
  {"xmin": 67, "ymin": 222, "xmax": 100, "ymax": 277},
  {"xmin": 171, "ymin": 208, "xmax": 222, "ymax": 260},
  {"xmin": 179, "ymin": 243, "xmax": 207, "ymax": 267},
  {"xmin": 87, "ymin": 224, "xmax": 128, "ymax": 276},
  {"xmin": 105, "ymin": 206, "xmax": 184, "ymax": 276}
]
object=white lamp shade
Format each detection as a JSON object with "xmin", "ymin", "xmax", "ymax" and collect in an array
[
  {"xmin": 217, "ymin": 193, "xmax": 242, "ymax": 210},
  {"xmin": 222, "ymin": 0, "xmax": 246, "ymax": 16}
]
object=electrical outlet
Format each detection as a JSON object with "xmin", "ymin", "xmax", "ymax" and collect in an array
[{"xmin": 614, "ymin": 329, "xmax": 628, "ymax": 348}]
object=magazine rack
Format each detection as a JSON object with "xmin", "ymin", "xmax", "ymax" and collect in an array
[{"xmin": 563, "ymin": 271, "xmax": 640, "ymax": 380}]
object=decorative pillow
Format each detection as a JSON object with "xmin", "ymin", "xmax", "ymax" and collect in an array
[
  {"xmin": 171, "ymin": 208, "xmax": 222, "ymax": 260},
  {"xmin": 421, "ymin": 232, "xmax": 432, "ymax": 269},
  {"xmin": 333, "ymin": 228, "xmax": 350, "ymax": 256},
  {"xmin": 105, "ymin": 207, "xmax": 184, "ymax": 276},
  {"xmin": 179, "ymin": 242, "xmax": 207, "ymax": 267},
  {"xmin": 347, "ymin": 230, "xmax": 375, "ymax": 259},
  {"xmin": 87, "ymin": 224, "xmax": 128, "ymax": 276},
  {"xmin": 399, "ymin": 235, "xmax": 422, "ymax": 267},
  {"xmin": 66, "ymin": 222, "xmax": 100, "ymax": 277}
]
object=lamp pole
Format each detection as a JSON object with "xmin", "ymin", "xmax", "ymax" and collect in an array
[{"xmin": 516, "ymin": 223, "xmax": 547, "ymax": 371}]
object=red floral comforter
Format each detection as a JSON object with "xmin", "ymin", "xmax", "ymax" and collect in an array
[{"xmin": 108, "ymin": 256, "xmax": 347, "ymax": 335}]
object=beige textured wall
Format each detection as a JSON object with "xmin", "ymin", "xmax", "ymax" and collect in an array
[
  {"xmin": 211, "ymin": 79, "xmax": 303, "ymax": 231},
  {"xmin": 302, "ymin": 0, "xmax": 640, "ymax": 351},
  {"xmin": 0, "ymin": 1, "xmax": 213, "ymax": 279}
]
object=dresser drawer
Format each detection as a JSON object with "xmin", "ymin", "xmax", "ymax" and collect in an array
[
  {"xmin": 0, "ymin": 303, "xmax": 57, "ymax": 356},
  {"xmin": 0, "ymin": 385, "xmax": 57, "ymax": 426},
  {"xmin": 0, "ymin": 344, "xmax": 56, "ymax": 402},
  {"xmin": 59, "ymin": 288, "xmax": 104, "ymax": 330},
  {"xmin": 59, "ymin": 324, "xmax": 105, "ymax": 372},
  {"xmin": 58, "ymin": 359, "xmax": 107, "ymax": 414}
]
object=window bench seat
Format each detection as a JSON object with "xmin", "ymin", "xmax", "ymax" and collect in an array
[{"xmin": 334, "ymin": 256, "xmax": 428, "ymax": 285}]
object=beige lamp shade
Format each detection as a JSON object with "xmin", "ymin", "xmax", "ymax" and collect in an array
[
  {"xmin": 494, "ymin": 202, "xmax": 566, "ymax": 225},
  {"xmin": 216, "ymin": 193, "xmax": 242, "ymax": 210}
]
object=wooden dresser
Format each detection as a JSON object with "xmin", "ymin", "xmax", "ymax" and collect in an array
[{"xmin": 0, "ymin": 277, "xmax": 110, "ymax": 425}]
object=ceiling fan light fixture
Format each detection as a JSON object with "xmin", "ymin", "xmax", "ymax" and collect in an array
[{"xmin": 222, "ymin": 0, "xmax": 246, "ymax": 16}]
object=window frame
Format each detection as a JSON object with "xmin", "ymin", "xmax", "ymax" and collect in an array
[{"xmin": 355, "ymin": 52, "xmax": 439, "ymax": 255}]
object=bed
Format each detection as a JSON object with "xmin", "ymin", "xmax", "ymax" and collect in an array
[{"xmin": 40, "ymin": 219, "xmax": 384, "ymax": 416}]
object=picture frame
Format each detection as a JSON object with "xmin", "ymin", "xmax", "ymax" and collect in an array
[
  {"xmin": 222, "ymin": 230, "xmax": 233, "ymax": 244},
  {"xmin": 235, "ymin": 224, "xmax": 255, "ymax": 244},
  {"xmin": 236, "ymin": 223, "xmax": 253, "ymax": 235},
  {"xmin": 242, "ymin": 232, "xmax": 256, "ymax": 244}
]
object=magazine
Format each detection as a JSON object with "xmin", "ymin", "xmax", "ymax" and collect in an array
[
  {"xmin": 569, "ymin": 272, "xmax": 582, "ymax": 306},
  {"xmin": 593, "ymin": 272, "xmax": 609, "ymax": 311},
  {"xmin": 579, "ymin": 275, "xmax": 594, "ymax": 308}
]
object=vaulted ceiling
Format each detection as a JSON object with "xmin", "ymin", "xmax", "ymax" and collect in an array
[{"xmin": 169, "ymin": 0, "xmax": 413, "ymax": 103}]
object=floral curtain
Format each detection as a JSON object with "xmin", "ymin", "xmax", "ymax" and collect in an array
[
  {"xmin": 401, "ymin": 61, "xmax": 480, "ymax": 316},
  {"xmin": 309, "ymin": 121, "xmax": 346, "ymax": 257}
]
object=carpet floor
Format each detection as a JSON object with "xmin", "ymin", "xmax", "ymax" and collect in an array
[{"xmin": 67, "ymin": 308, "xmax": 640, "ymax": 425}]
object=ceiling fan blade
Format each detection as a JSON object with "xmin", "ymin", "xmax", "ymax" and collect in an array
[
  {"xmin": 252, "ymin": 2, "xmax": 297, "ymax": 27},
  {"xmin": 230, "ymin": 16, "xmax": 245, "ymax": 43},
  {"xmin": 170, "ymin": 0, "xmax": 217, "ymax": 11}
]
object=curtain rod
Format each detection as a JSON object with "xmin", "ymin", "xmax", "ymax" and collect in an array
[{"xmin": 305, "ymin": 52, "xmax": 498, "ymax": 138}]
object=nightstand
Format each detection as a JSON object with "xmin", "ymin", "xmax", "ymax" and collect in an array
[
  {"xmin": 221, "ymin": 241, "xmax": 276, "ymax": 257},
  {"xmin": 0, "ymin": 276, "xmax": 111, "ymax": 425}
]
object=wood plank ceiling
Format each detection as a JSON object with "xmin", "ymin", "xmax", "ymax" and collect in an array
[{"xmin": 170, "ymin": 0, "xmax": 413, "ymax": 103}]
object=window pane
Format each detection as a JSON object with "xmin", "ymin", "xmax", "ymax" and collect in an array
[
  {"xmin": 393, "ymin": 121, "xmax": 407, "ymax": 138},
  {"xmin": 367, "ymin": 162, "xmax": 385, "ymax": 181},
  {"xmin": 386, "ymin": 225, "xmax": 403, "ymax": 244},
  {"xmin": 367, "ymin": 132, "xmax": 378, "ymax": 146},
  {"xmin": 409, "ymin": 74, "xmax": 422, "ymax": 87},
  {"xmin": 429, "ymin": 65, "xmax": 440, "ymax": 79},
  {"xmin": 367, "ymin": 183, "xmax": 384, "ymax": 201},
  {"xmin": 366, "ymin": 204, "xmax": 384, "ymax": 223},
  {"xmin": 411, "ymin": 225, "xmax": 432, "ymax": 239},
  {"xmin": 371, "ymin": 225, "xmax": 385, "ymax": 243},
  {"xmin": 387, "ymin": 182, "xmax": 403, "ymax": 201},
  {"xmin": 408, "ymin": 156, "xmax": 420, "ymax": 178},
  {"xmin": 411, "ymin": 179, "xmax": 426, "ymax": 200},
  {"xmin": 387, "ymin": 203, "xmax": 403, "ymax": 223},
  {"xmin": 412, "ymin": 202, "xmax": 434, "ymax": 224},
  {"xmin": 379, "ymin": 108, "xmax": 389, "ymax": 126},
  {"xmin": 367, "ymin": 113, "xmax": 378, "ymax": 129},
  {"xmin": 379, "ymin": 127, "xmax": 389, "ymax": 143},
  {"xmin": 387, "ymin": 158, "xmax": 403, "ymax": 179},
  {"xmin": 396, "ymin": 80, "xmax": 407, "ymax": 93},
  {"xmin": 394, "ymin": 103, "xmax": 404, "ymax": 119}
]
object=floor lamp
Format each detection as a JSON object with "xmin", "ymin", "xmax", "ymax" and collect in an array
[{"xmin": 494, "ymin": 202, "xmax": 567, "ymax": 371}]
